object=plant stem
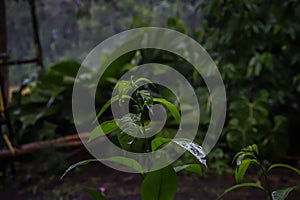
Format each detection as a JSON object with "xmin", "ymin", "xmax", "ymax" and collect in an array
[
  {"xmin": 263, "ymin": 170, "xmax": 272, "ymax": 199},
  {"xmin": 136, "ymin": 92, "xmax": 150, "ymax": 152},
  {"xmin": 140, "ymin": 106, "xmax": 149, "ymax": 152},
  {"xmin": 259, "ymin": 162, "xmax": 272, "ymax": 199}
]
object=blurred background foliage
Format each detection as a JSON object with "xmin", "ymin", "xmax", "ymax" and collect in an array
[{"xmin": 4, "ymin": 0, "xmax": 300, "ymax": 174}]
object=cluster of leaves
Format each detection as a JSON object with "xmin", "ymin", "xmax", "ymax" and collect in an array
[
  {"xmin": 62, "ymin": 76, "xmax": 207, "ymax": 200},
  {"xmin": 90, "ymin": 76, "xmax": 181, "ymax": 151},
  {"xmin": 7, "ymin": 2, "xmax": 300, "ymax": 193},
  {"xmin": 200, "ymin": 0, "xmax": 300, "ymax": 158},
  {"xmin": 224, "ymin": 90, "xmax": 288, "ymax": 160},
  {"xmin": 7, "ymin": 0, "xmax": 300, "ymax": 162},
  {"xmin": 96, "ymin": 46, "xmax": 221, "ymax": 171},
  {"xmin": 9, "ymin": 57, "xmax": 136, "ymax": 144},
  {"xmin": 10, "ymin": 61, "xmax": 84, "ymax": 143},
  {"xmin": 218, "ymin": 144, "xmax": 300, "ymax": 200}
]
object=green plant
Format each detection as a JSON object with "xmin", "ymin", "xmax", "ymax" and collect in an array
[
  {"xmin": 218, "ymin": 144, "xmax": 300, "ymax": 200},
  {"xmin": 224, "ymin": 90, "xmax": 288, "ymax": 160},
  {"xmin": 200, "ymin": 0, "xmax": 300, "ymax": 158},
  {"xmin": 61, "ymin": 76, "xmax": 207, "ymax": 199},
  {"xmin": 10, "ymin": 61, "xmax": 83, "ymax": 143},
  {"xmin": 205, "ymin": 148, "xmax": 232, "ymax": 176}
]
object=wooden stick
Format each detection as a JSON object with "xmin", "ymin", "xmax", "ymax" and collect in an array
[
  {"xmin": 0, "ymin": 132, "xmax": 94, "ymax": 158},
  {"xmin": 2, "ymin": 134, "xmax": 15, "ymax": 155},
  {"xmin": 0, "ymin": 58, "xmax": 39, "ymax": 66}
]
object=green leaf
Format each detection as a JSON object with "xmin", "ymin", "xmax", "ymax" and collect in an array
[
  {"xmin": 50, "ymin": 61, "xmax": 81, "ymax": 77},
  {"xmin": 139, "ymin": 90, "xmax": 153, "ymax": 112},
  {"xmin": 61, "ymin": 156, "xmax": 144, "ymax": 179},
  {"xmin": 118, "ymin": 113, "xmax": 141, "ymax": 136},
  {"xmin": 271, "ymin": 185, "xmax": 300, "ymax": 200},
  {"xmin": 233, "ymin": 144, "xmax": 259, "ymax": 164},
  {"xmin": 117, "ymin": 113, "xmax": 142, "ymax": 150},
  {"xmin": 255, "ymin": 63, "xmax": 262, "ymax": 76},
  {"xmin": 217, "ymin": 183, "xmax": 265, "ymax": 200},
  {"xmin": 61, "ymin": 159, "xmax": 97, "ymax": 179},
  {"xmin": 235, "ymin": 152, "xmax": 258, "ymax": 165},
  {"xmin": 88, "ymin": 119, "xmax": 118, "ymax": 142},
  {"xmin": 174, "ymin": 164, "xmax": 202, "ymax": 176},
  {"xmin": 135, "ymin": 77, "xmax": 155, "ymax": 86},
  {"xmin": 153, "ymin": 98, "xmax": 180, "ymax": 123},
  {"xmin": 81, "ymin": 186, "xmax": 108, "ymax": 200},
  {"xmin": 268, "ymin": 164, "xmax": 300, "ymax": 175},
  {"xmin": 39, "ymin": 71, "xmax": 62, "ymax": 85},
  {"xmin": 173, "ymin": 139, "xmax": 207, "ymax": 167},
  {"xmin": 142, "ymin": 165, "xmax": 178, "ymax": 200},
  {"xmin": 117, "ymin": 131, "xmax": 135, "ymax": 150},
  {"xmin": 151, "ymin": 137, "xmax": 171, "ymax": 151},
  {"xmin": 251, "ymin": 144, "xmax": 259, "ymax": 155},
  {"xmin": 96, "ymin": 96, "xmax": 119, "ymax": 119},
  {"xmin": 241, "ymin": 144, "xmax": 259, "ymax": 155},
  {"xmin": 235, "ymin": 159, "xmax": 258, "ymax": 183},
  {"xmin": 116, "ymin": 80, "xmax": 135, "ymax": 97},
  {"xmin": 101, "ymin": 156, "xmax": 144, "ymax": 174}
]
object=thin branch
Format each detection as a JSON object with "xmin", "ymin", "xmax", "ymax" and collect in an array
[{"xmin": 28, "ymin": 0, "xmax": 44, "ymax": 71}]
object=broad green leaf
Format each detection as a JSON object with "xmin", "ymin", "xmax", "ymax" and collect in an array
[
  {"xmin": 174, "ymin": 164, "xmax": 202, "ymax": 176},
  {"xmin": 101, "ymin": 156, "xmax": 143, "ymax": 174},
  {"xmin": 117, "ymin": 113, "xmax": 142, "ymax": 150},
  {"xmin": 268, "ymin": 164, "xmax": 300, "ymax": 175},
  {"xmin": 151, "ymin": 137, "xmax": 171, "ymax": 151},
  {"xmin": 142, "ymin": 165, "xmax": 178, "ymax": 200},
  {"xmin": 117, "ymin": 131, "xmax": 135, "ymax": 150},
  {"xmin": 50, "ymin": 61, "xmax": 81, "ymax": 77},
  {"xmin": 217, "ymin": 183, "xmax": 265, "ymax": 200},
  {"xmin": 153, "ymin": 98, "xmax": 180, "ymax": 123},
  {"xmin": 235, "ymin": 159, "xmax": 258, "ymax": 183},
  {"xmin": 271, "ymin": 185, "xmax": 300, "ymax": 200},
  {"xmin": 88, "ymin": 119, "xmax": 118, "ymax": 142},
  {"xmin": 81, "ymin": 186, "xmax": 108, "ymax": 200},
  {"xmin": 118, "ymin": 113, "xmax": 141, "ymax": 136},
  {"xmin": 173, "ymin": 139, "xmax": 207, "ymax": 167},
  {"xmin": 39, "ymin": 70, "xmax": 64, "ymax": 86}
]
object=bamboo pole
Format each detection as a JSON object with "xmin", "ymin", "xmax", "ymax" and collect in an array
[{"xmin": 0, "ymin": 132, "xmax": 97, "ymax": 158}]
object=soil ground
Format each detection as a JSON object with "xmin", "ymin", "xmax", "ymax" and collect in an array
[{"xmin": 0, "ymin": 148, "xmax": 299, "ymax": 200}]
